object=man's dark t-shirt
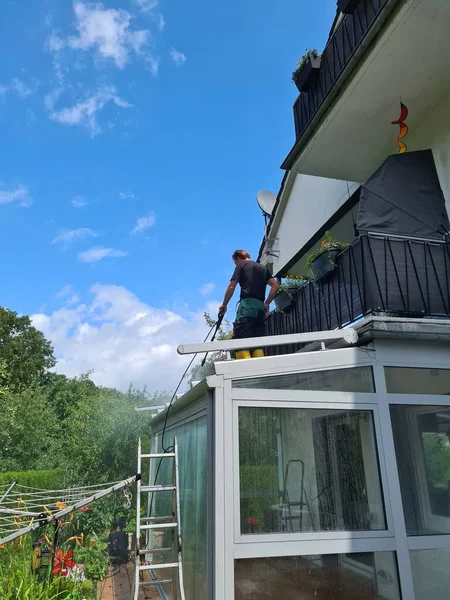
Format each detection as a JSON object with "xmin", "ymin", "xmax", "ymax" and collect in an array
[{"xmin": 231, "ymin": 260, "xmax": 273, "ymax": 301}]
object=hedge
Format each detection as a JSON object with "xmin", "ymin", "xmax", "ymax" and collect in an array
[{"xmin": 0, "ymin": 469, "xmax": 62, "ymax": 490}]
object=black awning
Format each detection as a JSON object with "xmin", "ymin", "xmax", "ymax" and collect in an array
[{"xmin": 357, "ymin": 150, "xmax": 450, "ymax": 240}]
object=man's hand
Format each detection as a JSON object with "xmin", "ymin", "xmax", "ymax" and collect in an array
[
  {"xmin": 264, "ymin": 302, "xmax": 270, "ymax": 316},
  {"xmin": 218, "ymin": 304, "xmax": 227, "ymax": 317}
]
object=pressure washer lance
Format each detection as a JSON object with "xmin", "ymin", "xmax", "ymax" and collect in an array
[{"xmin": 200, "ymin": 312, "xmax": 224, "ymax": 367}]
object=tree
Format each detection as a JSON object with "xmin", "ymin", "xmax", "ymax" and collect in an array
[
  {"xmin": 188, "ymin": 312, "xmax": 233, "ymax": 383},
  {"xmin": 0, "ymin": 307, "xmax": 55, "ymax": 391},
  {"xmin": 0, "ymin": 386, "xmax": 61, "ymax": 472},
  {"xmin": 60, "ymin": 384, "xmax": 170, "ymax": 484},
  {"xmin": 41, "ymin": 371, "xmax": 99, "ymax": 422}
]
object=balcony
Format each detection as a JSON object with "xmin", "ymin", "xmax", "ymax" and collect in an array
[
  {"xmin": 265, "ymin": 234, "xmax": 450, "ymax": 356},
  {"xmin": 282, "ymin": 0, "xmax": 450, "ymax": 182},
  {"xmin": 285, "ymin": 0, "xmax": 395, "ymax": 164}
]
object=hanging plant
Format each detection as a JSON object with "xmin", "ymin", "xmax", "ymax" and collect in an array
[
  {"xmin": 306, "ymin": 232, "xmax": 348, "ymax": 282},
  {"xmin": 275, "ymin": 274, "xmax": 311, "ymax": 311},
  {"xmin": 292, "ymin": 49, "xmax": 321, "ymax": 93}
]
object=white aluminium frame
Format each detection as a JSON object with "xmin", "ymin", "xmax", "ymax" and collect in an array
[{"xmin": 211, "ymin": 341, "xmax": 450, "ymax": 600}]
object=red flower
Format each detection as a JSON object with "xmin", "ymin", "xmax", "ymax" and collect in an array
[
  {"xmin": 246, "ymin": 517, "xmax": 260, "ymax": 527},
  {"xmin": 52, "ymin": 549, "xmax": 75, "ymax": 576},
  {"xmin": 79, "ymin": 506, "xmax": 89, "ymax": 513}
]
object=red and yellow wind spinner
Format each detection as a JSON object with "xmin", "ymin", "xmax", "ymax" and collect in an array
[{"xmin": 391, "ymin": 102, "xmax": 408, "ymax": 153}]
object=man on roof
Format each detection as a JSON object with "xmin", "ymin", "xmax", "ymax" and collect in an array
[{"xmin": 219, "ymin": 249, "xmax": 279, "ymax": 360}]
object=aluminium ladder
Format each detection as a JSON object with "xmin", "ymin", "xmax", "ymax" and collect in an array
[{"xmin": 132, "ymin": 437, "xmax": 186, "ymax": 600}]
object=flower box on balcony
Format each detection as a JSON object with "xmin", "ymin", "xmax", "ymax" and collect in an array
[
  {"xmin": 337, "ymin": 0, "xmax": 361, "ymax": 14},
  {"xmin": 275, "ymin": 288, "xmax": 296, "ymax": 312},
  {"xmin": 275, "ymin": 276, "xmax": 309, "ymax": 311},
  {"xmin": 292, "ymin": 53, "xmax": 321, "ymax": 93},
  {"xmin": 310, "ymin": 248, "xmax": 341, "ymax": 282}
]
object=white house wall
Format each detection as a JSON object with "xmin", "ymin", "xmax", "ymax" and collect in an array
[
  {"xmin": 405, "ymin": 85, "xmax": 450, "ymax": 215},
  {"xmin": 264, "ymin": 175, "xmax": 359, "ymax": 275}
]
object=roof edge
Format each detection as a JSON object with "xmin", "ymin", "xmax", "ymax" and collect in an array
[{"xmin": 150, "ymin": 378, "xmax": 209, "ymax": 428}]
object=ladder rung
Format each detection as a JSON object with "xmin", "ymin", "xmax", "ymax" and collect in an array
[
  {"xmin": 141, "ymin": 522, "xmax": 177, "ymax": 530},
  {"xmin": 141, "ymin": 485, "xmax": 176, "ymax": 492},
  {"xmin": 138, "ymin": 547, "xmax": 171, "ymax": 555},
  {"xmin": 140, "ymin": 562, "xmax": 178, "ymax": 571},
  {"xmin": 141, "ymin": 516, "xmax": 174, "ymax": 522},
  {"xmin": 141, "ymin": 453, "xmax": 175, "ymax": 458},
  {"xmin": 139, "ymin": 579, "xmax": 173, "ymax": 586}
]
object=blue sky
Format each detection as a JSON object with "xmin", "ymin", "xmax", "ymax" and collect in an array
[{"xmin": 1, "ymin": 0, "xmax": 336, "ymax": 390}]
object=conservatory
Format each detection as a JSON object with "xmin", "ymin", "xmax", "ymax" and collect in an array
[{"xmin": 148, "ymin": 324, "xmax": 450, "ymax": 600}]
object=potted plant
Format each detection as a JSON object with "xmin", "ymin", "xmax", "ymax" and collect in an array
[
  {"xmin": 338, "ymin": 0, "xmax": 361, "ymax": 14},
  {"xmin": 306, "ymin": 233, "xmax": 348, "ymax": 283},
  {"xmin": 275, "ymin": 275, "xmax": 310, "ymax": 311},
  {"xmin": 292, "ymin": 49, "xmax": 321, "ymax": 93}
]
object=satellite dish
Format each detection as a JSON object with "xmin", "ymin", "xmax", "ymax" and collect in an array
[{"xmin": 256, "ymin": 190, "xmax": 276, "ymax": 217}]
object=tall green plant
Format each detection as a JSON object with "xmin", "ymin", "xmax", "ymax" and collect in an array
[{"xmin": 0, "ymin": 538, "xmax": 92, "ymax": 600}]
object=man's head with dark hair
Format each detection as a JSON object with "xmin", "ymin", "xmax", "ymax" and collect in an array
[{"xmin": 232, "ymin": 249, "xmax": 251, "ymax": 263}]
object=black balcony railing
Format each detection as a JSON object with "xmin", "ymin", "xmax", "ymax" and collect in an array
[
  {"xmin": 265, "ymin": 235, "xmax": 450, "ymax": 356},
  {"xmin": 291, "ymin": 0, "xmax": 391, "ymax": 147}
]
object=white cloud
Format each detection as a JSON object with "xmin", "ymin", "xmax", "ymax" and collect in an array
[
  {"xmin": 0, "ymin": 78, "xmax": 39, "ymax": 99},
  {"xmin": 131, "ymin": 212, "xmax": 156, "ymax": 234},
  {"xmin": 47, "ymin": 33, "xmax": 65, "ymax": 53},
  {"xmin": 200, "ymin": 283, "xmax": 215, "ymax": 296},
  {"xmin": 170, "ymin": 48, "xmax": 186, "ymax": 66},
  {"xmin": 71, "ymin": 195, "xmax": 89, "ymax": 208},
  {"xmin": 78, "ymin": 247, "xmax": 128, "ymax": 263},
  {"xmin": 157, "ymin": 14, "xmax": 165, "ymax": 30},
  {"xmin": 31, "ymin": 283, "xmax": 214, "ymax": 391},
  {"xmin": 0, "ymin": 184, "xmax": 32, "ymax": 207},
  {"xmin": 10, "ymin": 78, "xmax": 36, "ymax": 98},
  {"xmin": 133, "ymin": 0, "xmax": 158, "ymax": 13},
  {"xmin": 52, "ymin": 227, "xmax": 97, "ymax": 246},
  {"xmin": 119, "ymin": 190, "xmax": 135, "ymax": 200},
  {"xmin": 57, "ymin": 284, "xmax": 80, "ymax": 306},
  {"xmin": 145, "ymin": 55, "xmax": 160, "ymax": 76},
  {"xmin": 46, "ymin": 86, "xmax": 131, "ymax": 136},
  {"xmin": 67, "ymin": 1, "xmax": 149, "ymax": 69}
]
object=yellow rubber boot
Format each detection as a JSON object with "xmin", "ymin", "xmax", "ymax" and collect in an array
[
  {"xmin": 236, "ymin": 350, "xmax": 251, "ymax": 360},
  {"xmin": 251, "ymin": 348, "xmax": 264, "ymax": 358}
]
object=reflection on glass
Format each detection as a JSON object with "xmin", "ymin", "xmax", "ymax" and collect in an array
[
  {"xmin": 239, "ymin": 407, "xmax": 385, "ymax": 534},
  {"xmin": 235, "ymin": 553, "xmax": 401, "ymax": 600},
  {"xmin": 391, "ymin": 405, "xmax": 450, "ymax": 535},
  {"xmin": 411, "ymin": 548, "xmax": 450, "ymax": 600},
  {"xmin": 385, "ymin": 367, "xmax": 450, "ymax": 394},
  {"xmin": 233, "ymin": 367, "xmax": 375, "ymax": 392}
]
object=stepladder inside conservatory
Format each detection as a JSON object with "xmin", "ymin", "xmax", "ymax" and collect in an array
[{"xmin": 132, "ymin": 437, "xmax": 186, "ymax": 600}]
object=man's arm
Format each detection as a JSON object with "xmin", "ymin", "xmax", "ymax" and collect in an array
[
  {"xmin": 264, "ymin": 278, "xmax": 280, "ymax": 313},
  {"xmin": 219, "ymin": 280, "xmax": 238, "ymax": 316}
]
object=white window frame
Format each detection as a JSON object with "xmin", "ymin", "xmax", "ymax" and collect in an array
[
  {"xmin": 406, "ymin": 406, "xmax": 450, "ymax": 534},
  {"xmin": 232, "ymin": 395, "xmax": 394, "ymax": 544},
  {"xmin": 212, "ymin": 350, "xmax": 450, "ymax": 600}
]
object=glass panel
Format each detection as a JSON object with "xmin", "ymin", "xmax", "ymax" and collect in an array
[
  {"xmin": 235, "ymin": 553, "xmax": 401, "ymax": 600},
  {"xmin": 385, "ymin": 367, "xmax": 450, "ymax": 394},
  {"xmin": 239, "ymin": 407, "xmax": 385, "ymax": 534},
  {"xmin": 153, "ymin": 416, "xmax": 208, "ymax": 599},
  {"xmin": 233, "ymin": 366, "xmax": 375, "ymax": 392},
  {"xmin": 411, "ymin": 548, "xmax": 450, "ymax": 600},
  {"xmin": 391, "ymin": 405, "xmax": 450, "ymax": 535}
]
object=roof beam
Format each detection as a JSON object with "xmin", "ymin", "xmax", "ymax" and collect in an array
[{"xmin": 177, "ymin": 329, "xmax": 358, "ymax": 355}]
